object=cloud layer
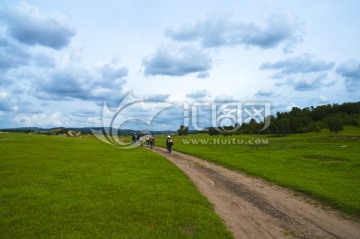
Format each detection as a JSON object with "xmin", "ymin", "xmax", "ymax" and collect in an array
[
  {"xmin": 0, "ymin": 37, "xmax": 30, "ymax": 71},
  {"xmin": 186, "ymin": 89, "xmax": 209, "ymax": 99},
  {"xmin": 0, "ymin": 1, "xmax": 358, "ymax": 129},
  {"xmin": 260, "ymin": 54, "xmax": 335, "ymax": 91},
  {"xmin": 37, "ymin": 60, "xmax": 128, "ymax": 102},
  {"xmin": 336, "ymin": 60, "xmax": 360, "ymax": 93},
  {"xmin": 166, "ymin": 14, "xmax": 301, "ymax": 52},
  {"xmin": 143, "ymin": 45, "xmax": 212, "ymax": 77},
  {"xmin": 260, "ymin": 54, "xmax": 334, "ymax": 74},
  {"xmin": 0, "ymin": 2, "xmax": 75, "ymax": 49}
]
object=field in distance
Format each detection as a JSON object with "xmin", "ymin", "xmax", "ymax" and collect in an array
[
  {"xmin": 157, "ymin": 126, "xmax": 360, "ymax": 217},
  {"xmin": 0, "ymin": 133, "xmax": 233, "ymax": 239}
]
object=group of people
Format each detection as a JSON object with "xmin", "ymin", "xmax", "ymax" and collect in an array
[
  {"xmin": 131, "ymin": 133, "xmax": 173, "ymax": 153},
  {"xmin": 131, "ymin": 133, "xmax": 155, "ymax": 148},
  {"xmin": 145, "ymin": 135, "xmax": 155, "ymax": 149}
]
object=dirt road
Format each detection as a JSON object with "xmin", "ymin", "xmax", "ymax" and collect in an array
[{"xmin": 153, "ymin": 147, "xmax": 360, "ymax": 239}]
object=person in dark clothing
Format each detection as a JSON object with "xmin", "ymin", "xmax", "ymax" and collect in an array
[
  {"xmin": 166, "ymin": 135, "xmax": 173, "ymax": 153},
  {"xmin": 132, "ymin": 134, "xmax": 136, "ymax": 145}
]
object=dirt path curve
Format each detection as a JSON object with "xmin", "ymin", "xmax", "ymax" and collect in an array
[{"xmin": 153, "ymin": 147, "xmax": 360, "ymax": 239}]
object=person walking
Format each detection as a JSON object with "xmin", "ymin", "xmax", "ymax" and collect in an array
[
  {"xmin": 149, "ymin": 134, "xmax": 155, "ymax": 149},
  {"xmin": 166, "ymin": 135, "xmax": 173, "ymax": 153}
]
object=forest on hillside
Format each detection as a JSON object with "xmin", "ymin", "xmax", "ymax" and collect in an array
[{"xmin": 205, "ymin": 102, "xmax": 360, "ymax": 136}]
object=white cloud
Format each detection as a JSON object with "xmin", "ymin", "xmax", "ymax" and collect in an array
[
  {"xmin": 260, "ymin": 54, "xmax": 335, "ymax": 91},
  {"xmin": 255, "ymin": 90, "xmax": 276, "ymax": 98},
  {"xmin": 214, "ymin": 94, "xmax": 235, "ymax": 103},
  {"xmin": 143, "ymin": 44, "xmax": 212, "ymax": 77},
  {"xmin": 143, "ymin": 94, "xmax": 170, "ymax": 101},
  {"xmin": 320, "ymin": 95, "xmax": 328, "ymax": 101},
  {"xmin": 186, "ymin": 89, "xmax": 209, "ymax": 99},
  {"xmin": 1, "ymin": 2, "xmax": 75, "ymax": 49},
  {"xmin": 166, "ymin": 13, "xmax": 302, "ymax": 52},
  {"xmin": 15, "ymin": 112, "xmax": 63, "ymax": 127},
  {"xmin": 35, "ymin": 59, "xmax": 128, "ymax": 103},
  {"xmin": 0, "ymin": 90, "xmax": 9, "ymax": 98},
  {"xmin": 260, "ymin": 54, "xmax": 334, "ymax": 74},
  {"xmin": 336, "ymin": 60, "xmax": 360, "ymax": 93}
]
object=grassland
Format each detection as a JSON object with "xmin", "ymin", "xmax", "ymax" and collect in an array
[
  {"xmin": 0, "ymin": 133, "xmax": 233, "ymax": 239},
  {"xmin": 157, "ymin": 126, "xmax": 360, "ymax": 216}
]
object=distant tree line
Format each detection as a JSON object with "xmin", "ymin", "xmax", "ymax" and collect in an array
[
  {"xmin": 208, "ymin": 102, "xmax": 360, "ymax": 136},
  {"xmin": 1, "ymin": 127, "xmax": 89, "ymax": 136}
]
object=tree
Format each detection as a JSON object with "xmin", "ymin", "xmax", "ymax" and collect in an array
[
  {"xmin": 208, "ymin": 127, "xmax": 220, "ymax": 136},
  {"xmin": 276, "ymin": 118, "xmax": 290, "ymax": 136},
  {"xmin": 177, "ymin": 125, "xmax": 189, "ymax": 136},
  {"xmin": 327, "ymin": 117, "xmax": 344, "ymax": 133}
]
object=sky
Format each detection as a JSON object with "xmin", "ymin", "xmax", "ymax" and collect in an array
[{"xmin": 0, "ymin": 0, "xmax": 359, "ymax": 130}]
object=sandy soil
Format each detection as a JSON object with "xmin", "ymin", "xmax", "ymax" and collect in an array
[{"xmin": 153, "ymin": 147, "xmax": 360, "ymax": 239}]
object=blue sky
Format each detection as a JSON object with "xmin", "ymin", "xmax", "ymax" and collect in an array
[{"xmin": 0, "ymin": 0, "xmax": 359, "ymax": 130}]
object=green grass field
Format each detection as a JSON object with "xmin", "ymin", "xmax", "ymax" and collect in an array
[
  {"xmin": 157, "ymin": 126, "xmax": 360, "ymax": 216},
  {"xmin": 0, "ymin": 133, "xmax": 233, "ymax": 239}
]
